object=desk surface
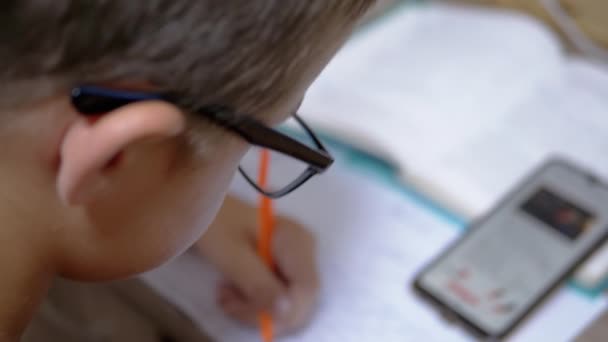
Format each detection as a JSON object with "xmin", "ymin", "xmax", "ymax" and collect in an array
[{"xmin": 575, "ymin": 308, "xmax": 608, "ymax": 341}]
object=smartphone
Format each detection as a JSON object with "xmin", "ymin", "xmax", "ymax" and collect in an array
[{"xmin": 414, "ymin": 158, "xmax": 608, "ymax": 339}]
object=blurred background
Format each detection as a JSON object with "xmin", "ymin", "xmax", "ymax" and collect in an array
[{"xmin": 368, "ymin": 0, "xmax": 608, "ymax": 55}]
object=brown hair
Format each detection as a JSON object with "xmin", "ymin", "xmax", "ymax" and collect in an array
[{"xmin": 0, "ymin": 1, "xmax": 375, "ymax": 115}]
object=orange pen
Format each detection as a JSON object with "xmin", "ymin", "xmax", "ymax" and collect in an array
[{"xmin": 257, "ymin": 149, "xmax": 275, "ymax": 342}]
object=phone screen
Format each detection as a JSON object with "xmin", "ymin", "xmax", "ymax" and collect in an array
[{"xmin": 416, "ymin": 161, "xmax": 608, "ymax": 337}]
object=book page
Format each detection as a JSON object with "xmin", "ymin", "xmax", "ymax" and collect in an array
[
  {"xmin": 419, "ymin": 58, "xmax": 608, "ymax": 216},
  {"xmin": 141, "ymin": 161, "xmax": 606, "ymax": 342},
  {"xmin": 300, "ymin": 3, "xmax": 563, "ymax": 168}
]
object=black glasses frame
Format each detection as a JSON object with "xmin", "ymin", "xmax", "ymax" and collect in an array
[{"xmin": 70, "ymin": 85, "xmax": 334, "ymax": 198}]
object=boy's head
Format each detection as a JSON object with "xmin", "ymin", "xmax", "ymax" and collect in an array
[{"xmin": 0, "ymin": 1, "xmax": 374, "ymax": 281}]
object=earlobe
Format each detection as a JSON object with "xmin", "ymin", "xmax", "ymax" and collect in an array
[{"xmin": 56, "ymin": 101, "xmax": 186, "ymax": 206}]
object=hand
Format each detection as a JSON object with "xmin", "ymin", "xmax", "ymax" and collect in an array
[{"xmin": 195, "ymin": 195, "xmax": 320, "ymax": 335}]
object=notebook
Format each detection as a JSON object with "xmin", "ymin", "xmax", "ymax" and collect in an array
[
  {"xmin": 299, "ymin": 3, "xmax": 608, "ymax": 219},
  {"xmin": 141, "ymin": 160, "xmax": 607, "ymax": 342}
]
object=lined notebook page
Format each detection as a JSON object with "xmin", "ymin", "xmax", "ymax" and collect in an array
[
  {"xmin": 140, "ymin": 161, "xmax": 606, "ymax": 342},
  {"xmin": 142, "ymin": 162, "xmax": 468, "ymax": 341}
]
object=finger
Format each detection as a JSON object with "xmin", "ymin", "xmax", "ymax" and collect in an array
[
  {"xmin": 211, "ymin": 237, "xmax": 288, "ymax": 313},
  {"xmin": 218, "ymin": 293, "xmax": 297, "ymax": 337},
  {"xmin": 217, "ymin": 283, "xmax": 257, "ymax": 325},
  {"xmin": 273, "ymin": 218, "xmax": 320, "ymax": 289},
  {"xmin": 218, "ymin": 283, "xmax": 245, "ymax": 306},
  {"xmin": 219, "ymin": 293, "xmax": 258, "ymax": 326},
  {"xmin": 218, "ymin": 285, "xmax": 295, "ymax": 334},
  {"xmin": 280, "ymin": 283, "xmax": 320, "ymax": 334},
  {"xmin": 272, "ymin": 220, "xmax": 321, "ymax": 332}
]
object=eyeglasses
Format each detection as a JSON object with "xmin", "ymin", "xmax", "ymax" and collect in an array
[{"xmin": 70, "ymin": 85, "xmax": 334, "ymax": 198}]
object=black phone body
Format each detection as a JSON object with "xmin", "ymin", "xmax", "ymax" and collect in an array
[{"xmin": 414, "ymin": 158, "xmax": 608, "ymax": 339}]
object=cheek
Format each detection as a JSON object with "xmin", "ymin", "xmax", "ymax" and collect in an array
[
  {"xmin": 166, "ymin": 142, "xmax": 249, "ymax": 248},
  {"xmin": 169, "ymin": 167, "xmax": 235, "ymax": 249},
  {"xmin": 135, "ymin": 159, "xmax": 241, "ymax": 268},
  {"xmin": 78, "ymin": 144, "xmax": 245, "ymax": 279}
]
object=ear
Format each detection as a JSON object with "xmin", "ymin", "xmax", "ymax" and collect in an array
[{"xmin": 57, "ymin": 101, "xmax": 185, "ymax": 206}]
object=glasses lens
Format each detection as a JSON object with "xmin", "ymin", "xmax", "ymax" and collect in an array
[{"xmin": 239, "ymin": 116, "xmax": 318, "ymax": 194}]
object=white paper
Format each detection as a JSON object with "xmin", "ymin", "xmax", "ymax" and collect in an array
[
  {"xmin": 300, "ymin": 3, "xmax": 563, "ymax": 170},
  {"xmin": 141, "ymin": 161, "xmax": 606, "ymax": 342},
  {"xmin": 422, "ymin": 58, "xmax": 608, "ymax": 216}
]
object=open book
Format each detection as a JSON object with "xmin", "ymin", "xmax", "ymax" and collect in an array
[{"xmin": 300, "ymin": 3, "xmax": 608, "ymax": 218}]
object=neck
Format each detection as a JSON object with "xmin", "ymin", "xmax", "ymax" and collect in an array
[
  {"xmin": 0, "ymin": 164, "xmax": 55, "ymax": 341},
  {"xmin": 0, "ymin": 103, "xmax": 69, "ymax": 341},
  {"xmin": 0, "ymin": 228, "xmax": 53, "ymax": 341}
]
